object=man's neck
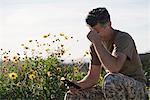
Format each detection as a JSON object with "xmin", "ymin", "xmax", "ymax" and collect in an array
[
  {"xmin": 110, "ymin": 28, "xmax": 115, "ymax": 40},
  {"xmin": 103, "ymin": 28, "xmax": 115, "ymax": 42}
]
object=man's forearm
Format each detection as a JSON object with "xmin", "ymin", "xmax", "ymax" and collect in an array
[
  {"xmin": 77, "ymin": 75, "xmax": 95, "ymax": 89},
  {"xmin": 77, "ymin": 65, "xmax": 101, "ymax": 89},
  {"xmin": 77, "ymin": 73, "xmax": 97, "ymax": 89}
]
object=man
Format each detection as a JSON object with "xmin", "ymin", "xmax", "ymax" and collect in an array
[{"xmin": 64, "ymin": 7, "xmax": 147, "ymax": 100}]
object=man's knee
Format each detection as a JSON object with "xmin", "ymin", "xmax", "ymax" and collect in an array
[
  {"xmin": 104, "ymin": 73, "xmax": 122, "ymax": 82},
  {"xmin": 103, "ymin": 73, "xmax": 125, "ymax": 90},
  {"xmin": 103, "ymin": 73, "xmax": 126, "ymax": 99}
]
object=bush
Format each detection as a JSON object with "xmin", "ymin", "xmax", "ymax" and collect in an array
[
  {"xmin": 0, "ymin": 33, "xmax": 88, "ymax": 99},
  {"xmin": 0, "ymin": 55, "xmax": 87, "ymax": 99},
  {"xmin": 139, "ymin": 53, "xmax": 150, "ymax": 87}
]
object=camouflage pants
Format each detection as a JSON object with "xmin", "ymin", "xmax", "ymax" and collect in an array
[{"xmin": 64, "ymin": 73, "xmax": 148, "ymax": 100}]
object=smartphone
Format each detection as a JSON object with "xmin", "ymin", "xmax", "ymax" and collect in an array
[{"xmin": 61, "ymin": 77, "xmax": 81, "ymax": 89}]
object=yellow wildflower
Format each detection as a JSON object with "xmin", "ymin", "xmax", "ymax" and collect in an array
[
  {"xmin": 45, "ymin": 48, "xmax": 50, "ymax": 52},
  {"xmin": 29, "ymin": 40, "xmax": 32, "ymax": 42},
  {"xmin": 60, "ymin": 44, "xmax": 64, "ymax": 47},
  {"xmin": 2, "ymin": 55, "xmax": 9, "ymax": 63},
  {"xmin": 59, "ymin": 32, "xmax": 65, "ymax": 36},
  {"xmin": 24, "ymin": 46, "xmax": 29, "ymax": 50},
  {"xmin": 43, "ymin": 35, "xmax": 48, "ymax": 38},
  {"xmin": 37, "ymin": 84, "xmax": 42, "ymax": 89},
  {"xmin": 47, "ymin": 71, "xmax": 51, "ymax": 77},
  {"xmin": 74, "ymin": 66, "xmax": 79, "ymax": 73},
  {"xmin": 43, "ymin": 33, "xmax": 50, "ymax": 38},
  {"xmin": 85, "ymin": 51, "xmax": 89, "ymax": 55},
  {"xmin": 29, "ymin": 74, "xmax": 35, "ymax": 80},
  {"xmin": 9, "ymin": 72, "xmax": 18, "ymax": 80},
  {"xmin": 64, "ymin": 36, "xmax": 68, "ymax": 40},
  {"xmin": 29, "ymin": 70, "xmax": 36, "ymax": 75},
  {"xmin": 31, "ymin": 49, "xmax": 35, "ymax": 51},
  {"xmin": 84, "ymin": 51, "xmax": 90, "ymax": 57},
  {"xmin": 12, "ymin": 55, "xmax": 19, "ymax": 63},
  {"xmin": 13, "ymin": 55, "xmax": 18, "ymax": 60},
  {"xmin": 57, "ymin": 67, "xmax": 61, "ymax": 73},
  {"xmin": 17, "ymin": 82, "xmax": 21, "ymax": 87},
  {"xmin": 61, "ymin": 50, "xmax": 65, "ymax": 55}
]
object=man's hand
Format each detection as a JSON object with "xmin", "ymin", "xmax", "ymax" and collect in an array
[
  {"xmin": 68, "ymin": 81, "xmax": 81, "ymax": 95},
  {"xmin": 87, "ymin": 31, "xmax": 101, "ymax": 44},
  {"xmin": 69, "ymin": 87, "xmax": 80, "ymax": 95}
]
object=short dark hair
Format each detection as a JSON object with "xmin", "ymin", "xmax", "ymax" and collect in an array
[{"xmin": 86, "ymin": 7, "xmax": 110, "ymax": 27}]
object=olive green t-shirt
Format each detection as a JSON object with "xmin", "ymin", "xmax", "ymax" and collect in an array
[{"xmin": 90, "ymin": 30, "xmax": 147, "ymax": 83}]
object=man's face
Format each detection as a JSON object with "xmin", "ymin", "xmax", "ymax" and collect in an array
[{"xmin": 91, "ymin": 22, "xmax": 111, "ymax": 41}]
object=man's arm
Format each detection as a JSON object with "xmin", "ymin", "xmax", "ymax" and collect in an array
[
  {"xmin": 93, "ymin": 42, "xmax": 126, "ymax": 73},
  {"xmin": 77, "ymin": 64, "xmax": 101, "ymax": 89}
]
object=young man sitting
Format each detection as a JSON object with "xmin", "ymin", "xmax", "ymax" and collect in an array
[{"xmin": 64, "ymin": 7, "xmax": 147, "ymax": 100}]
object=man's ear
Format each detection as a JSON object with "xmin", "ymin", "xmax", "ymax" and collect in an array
[{"xmin": 105, "ymin": 21, "xmax": 111, "ymax": 29}]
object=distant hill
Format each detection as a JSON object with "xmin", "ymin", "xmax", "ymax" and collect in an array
[
  {"xmin": 139, "ymin": 53, "xmax": 150, "ymax": 61},
  {"xmin": 139, "ymin": 53, "xmax": 150, "ymax": 86}
]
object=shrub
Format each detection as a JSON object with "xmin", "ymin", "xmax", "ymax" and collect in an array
[{"xmin": 0, "ymin": 33, "xmax": 89, "ymax": 99}]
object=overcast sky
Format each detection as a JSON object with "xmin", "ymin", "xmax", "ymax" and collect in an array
[{"xmin": 0, "ymin": 0, "xmax": 150, "ymax": 60}]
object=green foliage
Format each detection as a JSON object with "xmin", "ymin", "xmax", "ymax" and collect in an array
[
  {"xmin": 0, "ymin": 33, "xmax": 88, "ymax": 99},
  {"xmin": 140, "ymin": 53, "xmax": 150, "ymax": 87},
  {"xmin": 0, "ymin": 55, "xmax": 87, "ymax": 99}
]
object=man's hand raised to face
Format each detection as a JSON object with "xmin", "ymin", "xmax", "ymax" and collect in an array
[{"xmin": 87, "ymin": 31, "xmax": 102, "ymax": 44}]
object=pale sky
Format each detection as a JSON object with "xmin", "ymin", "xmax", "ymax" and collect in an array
[{"xmin": 0, "ymin": 0, "xmax": 150, "ymax": 60}]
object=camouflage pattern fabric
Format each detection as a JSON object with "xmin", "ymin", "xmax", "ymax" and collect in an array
[{"xmin": 64, "ymin": 73, "xmax": 148, "ymax": 100}]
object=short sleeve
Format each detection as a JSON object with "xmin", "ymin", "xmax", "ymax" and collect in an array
[
  {"xmin": 90, "ymin": 44, "xmax": 101, "ymax": 65},
  {"xmin": 113, "ymin": 34, "xmax": 135, "ymax": 60}
]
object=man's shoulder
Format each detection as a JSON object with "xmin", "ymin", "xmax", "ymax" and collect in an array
[
  {"xmin": 114, "ymin": 30, "xmax": 133, "ymax": 43},
  {"xmin": 115, "ymin": 30, "xmax": 132, "ymax": 39}
]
